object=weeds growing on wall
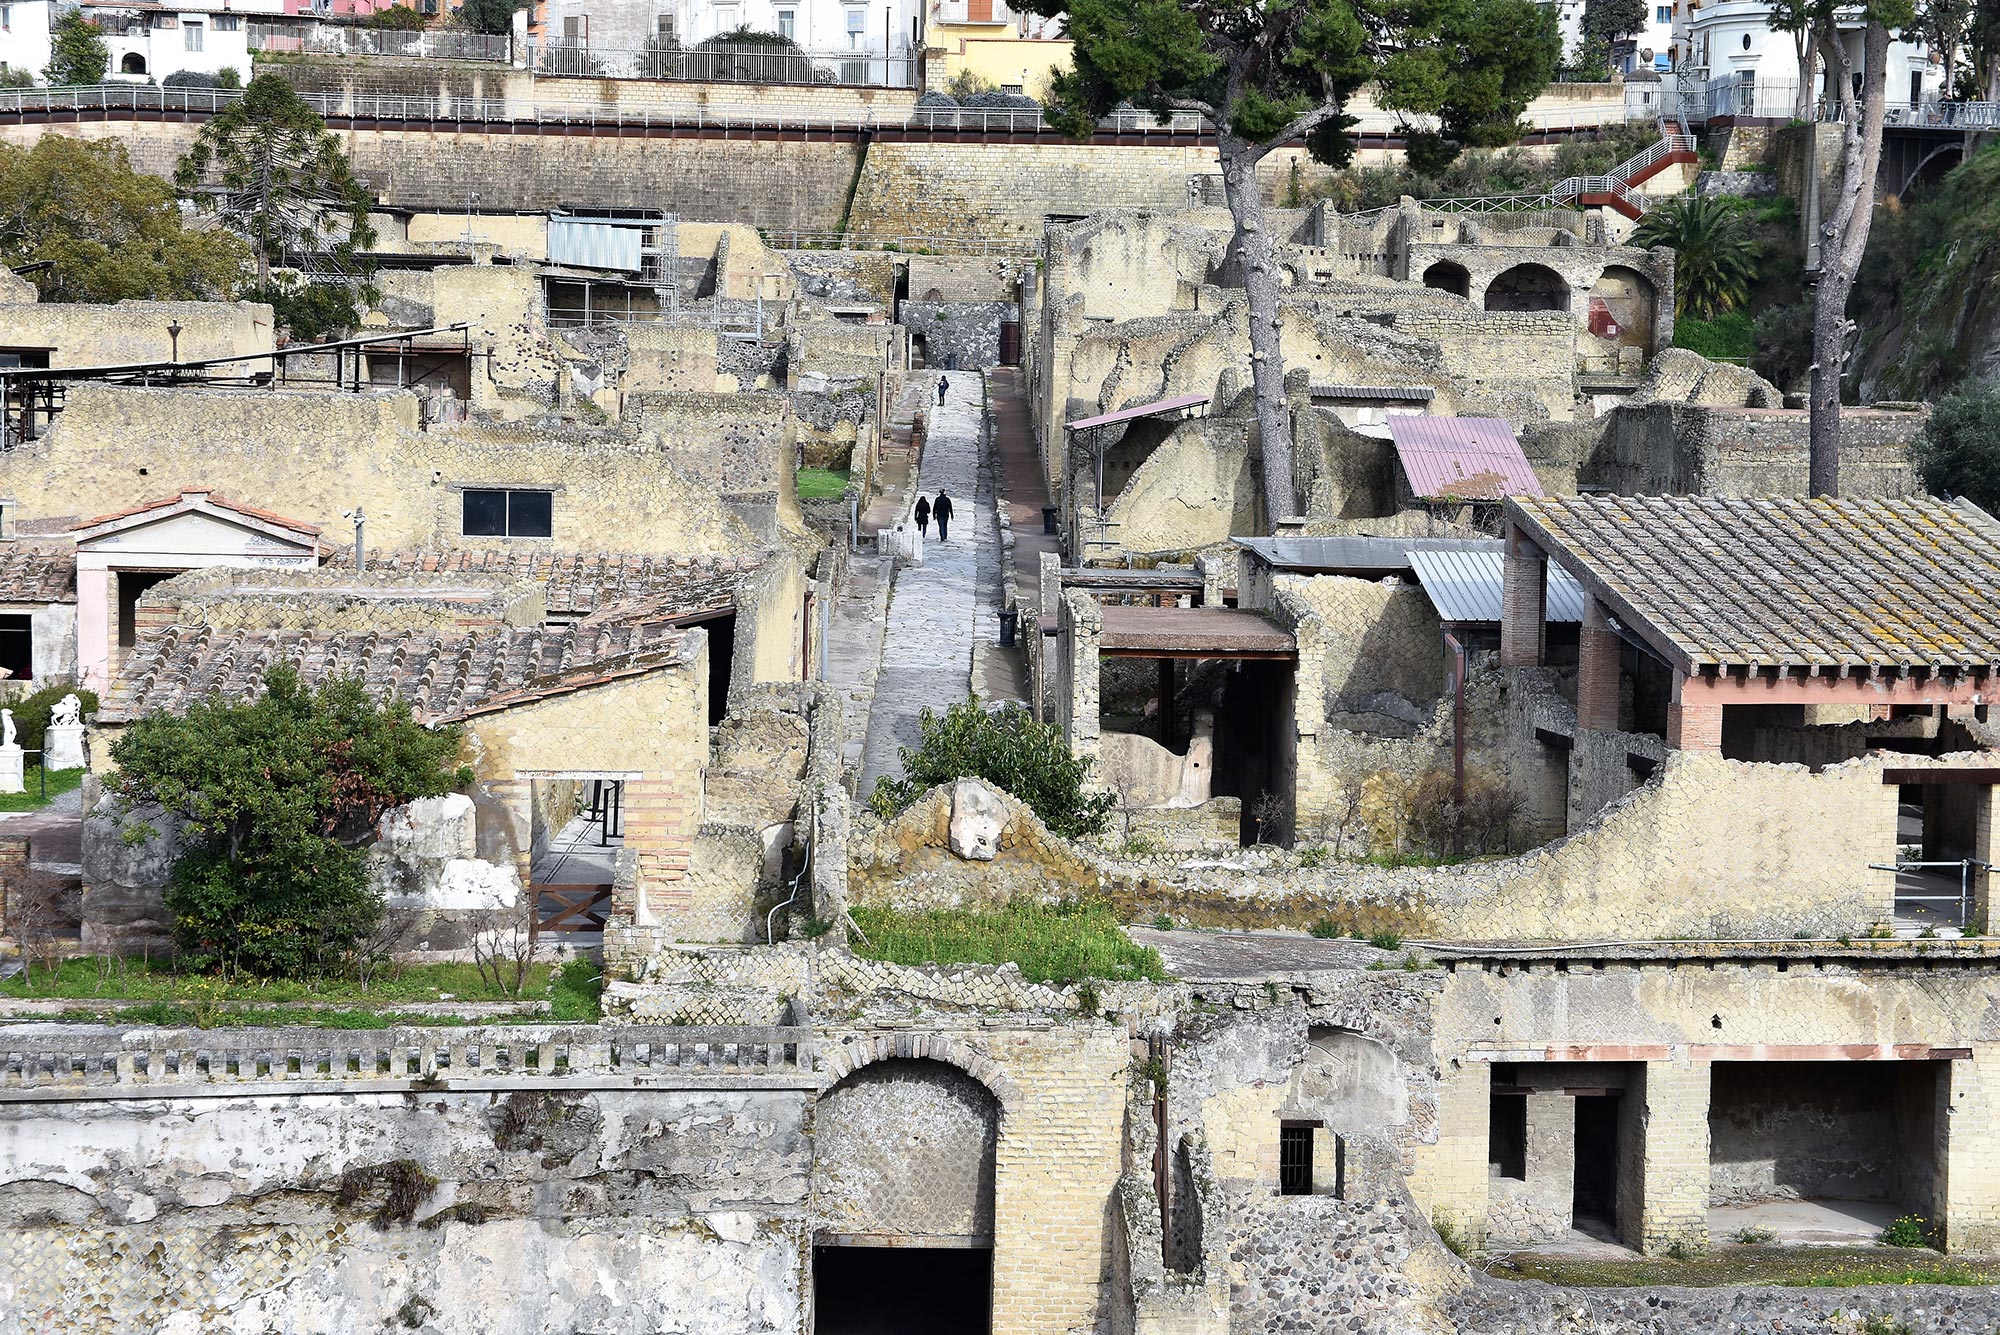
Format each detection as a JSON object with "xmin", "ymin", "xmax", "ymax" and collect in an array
[{"xmin": 848, "ymin": 897, "xmax": 1166, "ymax": 984}]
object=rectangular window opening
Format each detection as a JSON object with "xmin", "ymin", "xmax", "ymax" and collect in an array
[
  {"xmin": 1489, "ymin": 1090, "xmax": 1528, "ymax": 1181},
  {"xmin": 185, "ymin": 20, "xmax": 203, "ymax": 49},
  {"xmin": 1278, "ymin": 1122, "xmax": 1314, "ymax": 1196},
  {"xmin": 462, "ymin": 488, "xmax": 553, "ymax": 539},
  {"xmin": 776, "ymin": 8, "xmax": 794, "ymax": 38}
]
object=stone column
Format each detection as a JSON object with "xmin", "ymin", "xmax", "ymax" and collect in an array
[
  {"xmin": 1973, "ymin": 786, "xmax": 1998, "ymax": 936},
  {"xmin": 1627, "ymin": 1059, "xmax": 1710, "ymax": 1255},
  {"xmin": 1939, "ymin": 1046, "xmax": 2000, "ymax": 1253},
  {"xmin": 1576, "ymin": 597, "xmax": 1621, "ymax": 732},
  {"xmin": 1523, "ymin": 1090, "xmax": 1579, "ymax": 1240},
  {"xmin": 1038, "ymin": 549, "xmax": 1061, "ymax": 620},
  {"xmin": 1057, "ymin": 589, "xmax": 1102, "ymax": 761},
  {"xmin": 1499, "ymin": 524, "xmax": 1547, "ymax": 669},
  {"xmin": 1666, "ymin": 676, "xmax": 1725, "ymax": 752}
]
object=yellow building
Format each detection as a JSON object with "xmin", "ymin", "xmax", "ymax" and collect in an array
[{"xmin": 926, "ymin": 0, "xmax": 1071, "ymax": 99}]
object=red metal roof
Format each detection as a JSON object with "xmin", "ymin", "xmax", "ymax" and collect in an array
[
  {"xmin": 1388, "ymin": 417, "xmax": 1544, "ymax": 502},
  {"xmin": 1065, "ymin": 392, "xmax": 1209, "ymax": 432}
]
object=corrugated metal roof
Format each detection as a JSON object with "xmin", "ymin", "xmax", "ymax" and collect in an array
[
  {"xmin": 1234, "ymin": 535, "xmax": 1497, "ymax": 575},
  {"xmin": 1409, "ymin": 547, "xmax": 1586, "ymax": 625},
  {"xmin": 547, "ymin": 219, "xmax": 643, "ymax": 274},
  {"xmin": 1066, "ymin": 392, "xmax": 1209, "ymax": 432},
  {"xmin": 1388, "ymin": 417, "xmax": 1544, "ymax": 501},
  {"xmin": 1308, "ymin": 384, "xmax": 1436, "ymax": 402}
]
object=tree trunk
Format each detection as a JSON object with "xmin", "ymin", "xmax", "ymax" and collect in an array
[
  {"xmin": 1793, "ymin": 31, "xmax": 1815, "ymax": 120},
  {"xmin": 1807, "ymin": 20, "xmax": 1891, "ymax": 497},
  {"xmin": 1216, "ymin": 132, "xmax": 1297, "ymax": 529}
]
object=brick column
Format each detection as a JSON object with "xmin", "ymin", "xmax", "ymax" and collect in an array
[
  {"xmin": 1666, "ymin": 675, "xmax": 1724, "ymax": 752},
  {"xmin": 1974, "ymin": 787, "xmax": 1999, "ymax": 937},
  {"xmin": 1939, "ymin": 1046, "xmax": 2000, "ymax": 1253},
  {"xmin": 1627, "ymin": 1060, "xmax": 1710, "ymax": 1255},
  {"xmin": 1499, "ymin": 524, "xmax": 1547, "ymax": 669},
  {"xmin": 1413, "ymin": 1059, "xmax": 1491, "ymax": 1249},
  {"xmin": 1576, "ymin": 598, "xmax": 1621, "ymax": 732}
]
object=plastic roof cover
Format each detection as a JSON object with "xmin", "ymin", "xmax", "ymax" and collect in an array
[{"xmin": 1388, "ymin": 417, "xmax": 1544, "ymax": 501}]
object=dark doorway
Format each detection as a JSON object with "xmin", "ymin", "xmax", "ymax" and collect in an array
[
  {"xmin": 688, "ymin": 610, "xmax": 736, "ymax": 724},
  {"xmin": 1573, "ymin": 1094, "xmax": 1620, "ymax": 1229},
  {"xmin": 1421, "ymin": 260, "xmax": 1471, "ymax": 298},
  {"xmin": 813, "ymin": 1245, "xmax": 991, "ymax": 1335},
  {"xmin": 0, "ymin": 613, "xmax": 31, "ymax": 681}
]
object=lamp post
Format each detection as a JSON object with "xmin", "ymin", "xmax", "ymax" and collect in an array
[{"xmin": 166, "ymin": 320, "xmax": 182, "ymax": 366}]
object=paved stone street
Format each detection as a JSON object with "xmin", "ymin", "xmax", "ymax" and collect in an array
[{"xmin": 858, "ymin": 373, "xmax": 1005, "ymax": 792}]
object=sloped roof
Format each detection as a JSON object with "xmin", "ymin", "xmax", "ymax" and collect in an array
[
  {"xmin": 98, "ymin": 620, "xmax": 699, "ymax": 725},
  {"xmin": 1409, "ymin": 546, "xmax": 1586, "ymax": 625},
  {"xmin": 1389, "ymin": 417, "xmax": 1543, "ymax": 502},
  {"xmin": 1507, "ymin": 494, "xmax": 2000, "ymax": 674},
  {"xmin": 364, "ymin": 550, "xmax": 752, "ymax": 619},
  {"xmin": 1236, "ymin": 535, "xmax": 1496, "ymax": 575},
  {"xmin": 71, "ymin": 491, "xmax": 322, "ymax": 544},
  {"xmin": 0, "ymin": 545, "xmax": 77, "ymax": 604}
]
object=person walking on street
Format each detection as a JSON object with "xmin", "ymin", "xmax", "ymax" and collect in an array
[
  {"xmin": 933, "ymin": 490, "xmax": 955, "ymax": 542},
  {"xmin": 914, "ymin": 494, "xmax": 931, "ymax": 539},
  {"xmin": 937, "ymin": 375, "xmax": 948, "ymax": 405}
]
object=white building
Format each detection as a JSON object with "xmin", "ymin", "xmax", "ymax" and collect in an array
[
  {"xmin": 86, "ymin": 0, "xmax": 281, "ymax": 81},
  {"xmin": 1546, "ymin": 0, "xmax": 1675, "ymax": 74},
  {"xmin": 0, "ymin": 0, "xmax": 58, "ymax": 82},
  {"xmin": 520, "ymin": 0, "xmax": 923, "ymax": 84},
  {"xmin": 1673, "ymin": 0, "xmax": 1932, "ymax": 114}
]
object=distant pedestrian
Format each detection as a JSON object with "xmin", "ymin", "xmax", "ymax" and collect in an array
[
  {"xmin": 914, "ymin": 494, "xmax": 931, "ymax": 538},
  {"xmin": 937, "ymin": 375, "xmax": 948, "ymax": 404},
  {"xmin": 933, "ymin": 490, "xmax": 955, "ymax": 542}
]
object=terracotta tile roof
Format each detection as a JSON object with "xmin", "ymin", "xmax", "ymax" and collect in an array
[
  {"xmin": 365, "ymin": 550, "xmax": 750, "ymax": 619},
  {"xmin": 98, "ymin": 621, "xmax": 699, "ymax": 725},
  {"xmin": 72, "ymin": 491, "xmax": 322, "ymax": 539},
  {"xmin": 1507, "ymin": 494, "xmax": 2000, "ymax": 675},
  {"xmin": 0, "ymin": 544, "xmax": 76, "ymax": 604}
]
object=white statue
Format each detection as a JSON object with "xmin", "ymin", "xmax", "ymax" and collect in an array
[
  {"xmin": 50, "ymin": 694, "xmax": 80, "ymax": 729},
  {"xmin": 2, "ymin": 710, "xmax": 16, "ymax": 748}
]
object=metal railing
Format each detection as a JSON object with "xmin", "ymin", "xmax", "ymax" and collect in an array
[
  {"xmin": 1874, "ymin": 857, "xmax": 1993, "ymax": 927},
  {"xmin": 247, "ymin": 23, "xmax": 510, "ymax": 62},
  {"xmin": 518, "ymin": 38, "xmax": 918, "ymax": 88},
  {"xmin": 1674, "ymin": 76, "xmax": 2000, "ymax": 129}
]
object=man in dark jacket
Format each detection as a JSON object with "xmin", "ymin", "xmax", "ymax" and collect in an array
[
  {"xmin": 936, "ymin": 375, "xmax": 948, "ymax": 404},
  {"xmin": 914, "ymin": 494, "xmax": 931, "ymax": 538},
  {"xmin": 933, "ymin": 490, "xmax": 955, "ymax": 542}
]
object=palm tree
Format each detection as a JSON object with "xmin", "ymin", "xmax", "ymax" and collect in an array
[{"xmin": 1631, "ymin": 196, "xmax": 1760, "ymax": 321}]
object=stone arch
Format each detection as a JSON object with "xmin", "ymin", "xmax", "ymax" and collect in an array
[
  {"xmin": 1586, "ymin": 263, "xmax": 1658, "ymax": 354},
  {"xmin": 1484, "ymin": 262, "xmax": 1570, "ymax": 313},
  {"xmin": 1421, "ymin": 259, "xmax": 1471, "ymax": 298},
  {"xmin": 813, "ymin": 1056, "xmax": 1002, "ymax": 1243},
  {"xmin": 822, "ymin": 1032, "xmax": 1019, "ymax": 1107},
  {"xmin": 1903, "ymin": 142, "xmax": 1963, "ymax": 197},
  {"xmin": 120, "ymin": 52, "xmax": 147, "ymax": 74}
]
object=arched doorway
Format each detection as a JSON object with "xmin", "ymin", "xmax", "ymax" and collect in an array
[
  {"xmin": 812, "ymin": 1058, "xmax": 998, "ymax": 1334},
  {"xmin": 1422, "ymin": 259, "xmax": 1471, "ymax": 298},
  {"xmin": 1485, "ymin": 262, "xmax": 1570, "ymax": 312},
  {"xmin": 1586, "ymin": 264, "xmax": 1658, "ymax": 354},
  {"xmin": 120, "ymin": 53, "xmax": 147, "ymax": 75}
]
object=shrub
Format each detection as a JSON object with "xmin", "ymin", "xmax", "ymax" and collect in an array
[
  {"xmin": 1913, "ymin": 376, "xmax": 2000, "ymax": 513},
  {"xmin": 1734, "ymin": 1225, "xmax": 1775, "ymax": 1245},
  {"xmin": 1309, "ymin": 917, "xmax": 1345, "ymax": 939},
  {"xmin": 110, "ymin": 665, "xmax": 471, "ymax": 978},
  {"xmin": 162, "ymin": 70, "xmax": 221, "ymax": 88},
  {"xmin": 1402, "ymin": 766, "xmax": 1517, "ymax": 862},
  {"xmin": 217, "ymin": 66, "xmax": 242, "ymax": 88},
  {"xmin": 1879, "ymin": 1214, "xmax": 1932, "ymax": 1248},
  {"xmin": 870, "ymin": 697, "xmax": 1115, "ymax": 840},
  {"xmin": 1673, "ymin": 311, "xmax": 1756, "ymax": 363},
  {"xmin": 1368, "ymin": 930, "xmax": 1403, "ymax": 951},
  {"xmin": 366, "ymin": 4, "xmax": 428, "ymax": 28},
  {"xmin": 6, "ymin": 681, "xmax": 97, "ymax": 754},
  {"xmin": 242, "ymin": 275, "xmax": 366, "ymax": 344}
]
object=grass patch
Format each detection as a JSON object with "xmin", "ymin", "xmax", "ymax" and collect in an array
[
  {"xmin": 0, "ymin": 764, "xmax": 84, "ymax": 813},
  {"xmin": 1673, "ymin": 310, "xmax": 1757, "ymax": 362},
  {"xmin": 1489, "ymin": 1245, "xmax": 1997, "ymax": 1289},
  {"xmin": 0, "ymin": 957, "xmax": 556, "ymax": 1005},
  {"xmin": 56, "ymin": 1003, "xmax": 488, "ymax": 1029},
  {"xmin": 546, "ymin": 959, "xmax": 603, "ymax": 1023},
  {"xmin": 848, "ymin": 897, "xmax": 1166, "ymax": 984},
  {"xmin": 796, "ymin": 467, "xmax": 851, "ymax": 500}
]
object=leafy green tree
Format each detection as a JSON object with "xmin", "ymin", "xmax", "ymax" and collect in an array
[
  {"xmin": 1020, "ymin": 0, "xmax": 1559, "ymax": 528},
  {"xmin": 111, "ymin": 665, "xmax": 472, "ymax": 978},
  {"xmin": 1632, "ymin": 195, "xmax": 1759, "ymax": 320},
  {"xmin": 0, "ymin": 137, "xmax": 248, "ymax": 302},
  {"xmin": 870, "ymin": 697, "xmax": 1115, "ymax": 840},
  {"xmin": 454, "ymin": 0, "xmax": 524, "ymax": 35},
  {"xmin": 1915, "ymin": 0, "xmax": 1974, "ymax": 96},
  {"xmin": 174, "ymin": 74, "xmax": 377, "ymax": 286},
  {"xmin": 1580, "ymin": 0, "xmax": 1647, "ymax": 47},
  {"xmin": 243, "ymin": 272, "xmax": 366, "ymax": 342},
  {"xmin": 44, "ymin": 11, "xmax": 108, "ymax": 86},
  {"xmin": 1913, "ymin": 378, "xmax": 2000, "ymax": 512},
  {"xmin": 367, "ymin": 3, "xmax": 429, "ymax": 28}
]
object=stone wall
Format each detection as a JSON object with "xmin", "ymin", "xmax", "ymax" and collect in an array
[
  {"xmin": 5, "ymin": 384, "xmax": 758, "ymax": 555},
  {"xmin": 1590, "ymin": 401, "xmax": 1923, "ymax": 496},
  {"xmin": 900, "ymin": 299, "xmax": 1013, "ymax": 371},
  {"xmin": 0, "ymin": 297, "xmax": 272, "ymax": 368},
  {"xmin": 813, "ymin": 1059, "xmax": 999, "ymax": 1240}
]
